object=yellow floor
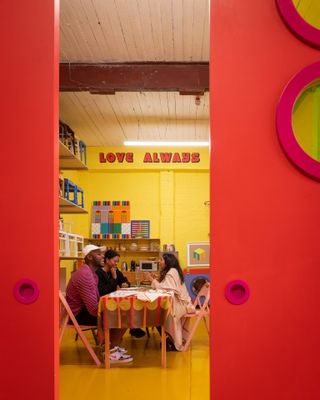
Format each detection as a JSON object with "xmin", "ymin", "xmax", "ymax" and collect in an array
[{"xmin": 60, "ymin": 322, "xmax": 210, "ymax": 400}]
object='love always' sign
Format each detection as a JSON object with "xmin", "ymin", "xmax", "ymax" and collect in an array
[{"xmin": 99, "ymin": 152, "xmax": 200, "ymax": 163}]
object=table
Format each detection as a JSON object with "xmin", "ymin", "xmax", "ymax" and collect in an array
[{"xmin": 98, "ymin": 291, "xmax": 172, "ymax": 368}]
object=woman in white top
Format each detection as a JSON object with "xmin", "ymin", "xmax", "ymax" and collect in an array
[{"xmin": 144, "ymin": 253, "xmax": 195, "ymax": 351}]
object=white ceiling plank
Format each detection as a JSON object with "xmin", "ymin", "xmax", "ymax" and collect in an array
[
  {"xmin": 172, "ymin": 0, "xmax": 184, "ymax": 60},
  {"xmin": 182, "ymin": 0, "xmax": 195, "ymax": 61},
  {"xmin": 112, "ymin": 0, "xmax": 143, "ymax": 61},
  {"xmin": 191, "ymin": 0, "xmax": 208, "ymax": 61},
  {"xmin": 159, "ymin": 0, "xmax": 174, "ymax": 60},
  {"xmin": 90, "ymin": 0, "xmax": 129, "ymax": 61},
  {"xmin": 201, "ymin": 2, "xmax": 210, "ymax": 61},
  {"xmin": 147, "ymin": 0, "xmax": 165, "ymax": 61},
  {"xmin": 62, "ymin": 0, "xmax": 97, "ymax": 61},
  {"xmin": 135, "ymin": 0, "xmax": 158, "ymax": 61}
]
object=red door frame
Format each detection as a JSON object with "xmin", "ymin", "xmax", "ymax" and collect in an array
[
  {"xmin": 1, "ymin": 1, "xmax": 59, "ymax": 399},
  {"xmin": 210, "ymin": 1, "xmax": 320, "ymax": 399}
]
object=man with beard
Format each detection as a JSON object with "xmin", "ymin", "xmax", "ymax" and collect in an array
[
  {"xmin": 66, "ymin": 245, "xmax": 132, "ymax": 363},
  {"xmin": 66, "ymin": 244, "xmax": 105, "ymax": 325}
]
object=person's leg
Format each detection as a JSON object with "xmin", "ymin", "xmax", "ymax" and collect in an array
[
  {"xmin": 156, "ymin": 326, "xmax": 177, "ymax": 351},
  {"xmin": 75, "ymin": 308, "xmax": 97, "ymax": 326},
  {"xmin": 129, "ymin": 328, "xmax": 146, "ymax": 338},
  {"xmin": 109, "ymin": 328, "xmax": 127, "ymax": 348}
]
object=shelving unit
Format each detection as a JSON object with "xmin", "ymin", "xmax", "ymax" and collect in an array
[
  {"xmin": 59, "ymin": 141, "xmax": 88, "ymax": 170},
  {"xmin": 59, "ymin": 138, "xmax": 87, "ymax": 263},
  {"xmin": 59, "ymin": 139, "xmax": 88, "ymax": 214},
  {"xmin": 85, "ymin": 238, "xmax": 161, "ymax": 265},
  {"xmin": 59, "ymin": 197, "xmax": 88, "ymax": 214}
]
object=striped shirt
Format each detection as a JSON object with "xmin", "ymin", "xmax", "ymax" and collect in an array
[{"xmin": 66, "ymin": 264, "xmax": 99, "ymax": 316}]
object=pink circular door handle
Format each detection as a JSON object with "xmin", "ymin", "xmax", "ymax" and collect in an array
[
  {"xmin": 225, "ymin": 280, "xmax": 250, "ymax": 305},
  {"xmin": 14, "ymin": 279, "xmax": 39, "ymax": 304}
]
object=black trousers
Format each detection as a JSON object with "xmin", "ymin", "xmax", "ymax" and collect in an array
[{"xmin": 75, "ymin": 307, "xmax": 97, "ymax": 326}]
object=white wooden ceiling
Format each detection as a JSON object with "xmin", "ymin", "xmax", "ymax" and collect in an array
[
  {"xmin": 60, "ymin": 0, "xmax": 210, "ymax": 146},
  {"xmin": 60, "ymin": 91, "xmax": 209, "ymax": 146},
  {"xmin": 60, "ymin": 0, "xmax": 209, "ymax": 62}
]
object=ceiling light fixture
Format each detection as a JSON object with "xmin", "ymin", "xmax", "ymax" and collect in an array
[{"xmin": 124, "ymin": 141, "xmax": 210, "ymax": 147}]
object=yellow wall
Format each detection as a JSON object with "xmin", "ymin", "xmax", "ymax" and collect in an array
[
  {"xmin": 293, "ymin": 0, "xmax": 320, "ymax": 29},
  {"xmin": 292, "ymin": 86, "xmax": 320, "ymax": 161},
  {"xmin": 60, "ymin": 147, "xmax": 209, "ymax": 275}
]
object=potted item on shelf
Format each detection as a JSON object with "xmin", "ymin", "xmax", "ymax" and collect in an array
[
  {"xmin": 163, "ymin": 244, "xmax": 175, "ymax": 252},
  {"xmin": 129, "ymin": 242, "xmax": 138, "ymax": 251},
  {"xmin": 59, "ymin": 175, "xmax": 64, "ymax": 197},
  {"xmin": 59, "ymin": 121, "xmax": 76, "ymax": 154},
  {"xmin": 139, "ymin": 244, "xmax": 150, "ymax": 251},
  {"xmin": 150, "ymin": 242, "xmax": 160, "ymax": 251}
]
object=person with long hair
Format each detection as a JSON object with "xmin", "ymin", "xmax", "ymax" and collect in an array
[
  {"xmin": 144, "ymin": 253, "xmax": 195, "ymax": 351},
  {"xmin": 96, "ymin": 249, "xmax": 146, "ymax": 339}
]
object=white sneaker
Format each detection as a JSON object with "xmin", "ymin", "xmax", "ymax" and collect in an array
[
  {"xmin": 110, "ymin": 346, "xmax": 128, "ymax": 354},
  {"xmin": 109, "ymin": 351, "xmax": 133, "ymax": 364}
]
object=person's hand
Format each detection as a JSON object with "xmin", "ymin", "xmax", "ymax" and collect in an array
[
  {"xmin": 121, "ymin": 282, "xmax": 129, "ymax": 288},
  {"xmin": 111, "ymin": 267, "xmax": 117, "ymax": 279},
  {"xmin": 143, "ymin": 272, "xmax": 153, "ymax": 281}
]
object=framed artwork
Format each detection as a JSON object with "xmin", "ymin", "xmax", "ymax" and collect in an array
[
  {"xmin": 131, "ymin": 220, "xmax": 150, "ymax": 238},
  {"xmin": 187, "ymin": 242, "xmax": 210, "ymax": 267}
]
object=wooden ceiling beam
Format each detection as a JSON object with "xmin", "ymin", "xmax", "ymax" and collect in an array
[{"xmin": 59, "ymin": 62, "xmax": 209, "ymax": 94}]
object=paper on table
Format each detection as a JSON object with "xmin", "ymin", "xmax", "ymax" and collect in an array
[
  {"xmin": 136, "ymin": 290, "xmax": 171, "ymax": 302},
  {"xmin": 108, "ymin": 290, "xmax": 138, "ymax": 297}
]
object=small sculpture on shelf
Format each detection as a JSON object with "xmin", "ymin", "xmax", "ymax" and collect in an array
[{"xmin": 59, "ymin": 120, "xmax": 87, "ymax": 165}]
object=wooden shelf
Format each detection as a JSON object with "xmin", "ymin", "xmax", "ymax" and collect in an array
[
  {"xmin": 84, "ymin": 238, "xmax": 161, "ymax": 256},
  {"xmin": 59, "ymin": 141, "xmax": 88, "ymax": 170},
  {"xmin": 59, "ymin": 197, "xmax": 88, "ymax": 214},
  {"xmin": 117, "ymin": 250, "xmax": 159, "ymax": 254},
  {"xmin": 85, "ymin": 238, "xmax": 160, "ymax": 242},
  {"xmin": 59, "ymin": 256, "xmax": 83, "ymax": 260}
]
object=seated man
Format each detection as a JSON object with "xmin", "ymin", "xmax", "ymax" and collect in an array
[
  {"xmin": 66, "ymin": 244, "xmax": 132, "ymax": 363},
  {"xmin": 96, "ymin": 249, "xmax": 146, "ymax": 339}
]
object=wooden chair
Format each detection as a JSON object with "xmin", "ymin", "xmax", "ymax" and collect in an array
[
  {"xmin": 182, "ymin": 281, "xmax": 210, "ymax": 351},
  {"xmin": 59, "ymin": 290, "xmax": 101, "ymax": 366}
]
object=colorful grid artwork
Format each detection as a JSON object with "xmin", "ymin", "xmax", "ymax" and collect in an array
[
  {"xmin": 91, "ymin": 201, "xmax": 130, "ymax": 238},
  {"xmin": 131, "ymin": 220, "xmax": 150, "ymax": 239}
]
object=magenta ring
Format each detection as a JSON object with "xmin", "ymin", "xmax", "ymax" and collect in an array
[
  {"xmin": 225, "ymin": 280, "xmax": 250, "ymax": 305},
  {"xmin": 276, "ymin": 61, "xmax": 320, "ymax": 180},
  {"xmin": 276, "ymin": 0, "xmax": 320, "ymax": 48},
  {"xmin": 13, "ymin": 279, "xmax": 40, "ymax": 304}
]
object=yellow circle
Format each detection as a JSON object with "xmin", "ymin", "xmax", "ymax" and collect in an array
[
  {"xmin": 160, "ymin": 298, "xmax": 171, "ymax": 310},
  {"xmin": 133, "ymin": 299, "xmax": 144, "ymax": 311},
  {"xmin": 106, "ymin": 299, "xmax": 117, "ymax": 311},
  {"xmin": 146, "ymin": 301, "xmax": 158, "ymax": 311},
  {"xmin": 119, "ymin": 299, "xmax": 131, "ymax": 311}
]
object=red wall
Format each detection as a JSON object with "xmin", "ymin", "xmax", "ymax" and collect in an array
[
  {"xmin": 210, "ymin": 1, "xmax": 320, "ymax": 399},
  {"xmin": 0, "ymin": 1, "xmax": 59, "ymax": 399}
]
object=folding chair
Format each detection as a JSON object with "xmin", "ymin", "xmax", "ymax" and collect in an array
[
  {"xmin": 59, "ymin": 290, "xmax": 101, "ymax": 366},
  {"xmin": 182, "ymin": 281, "xmax": 210, "ymax": 351}
]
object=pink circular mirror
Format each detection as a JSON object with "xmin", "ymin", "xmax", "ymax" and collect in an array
[
  {"xmin": 276, "ymin": 61, "xmax": 320, "ymax": 180},
  {"xmin": 276, "ymin": 0, "xmax": 320, "ymax": 48}
]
